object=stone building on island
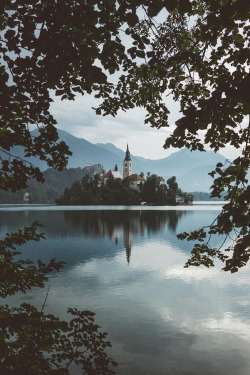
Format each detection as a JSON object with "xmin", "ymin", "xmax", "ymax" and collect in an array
[
  {"xmin": 123, "ymin": 144, "xmax": 132, "ymax": 178},
  {"xmin": 123, "ymin": 145, "xmax": 145, "ymax": 191},
  {"xmin": 103, "ymin": 164, "xmax": 123, "ymax": 184},
  {"xmin": 103, "ymin": 144, "xmax": 146, "ymax": 192}
]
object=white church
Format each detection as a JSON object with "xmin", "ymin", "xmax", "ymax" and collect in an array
[{"xmin": 103, "ymin": 145, "xmax": 145, "ymax": 191}]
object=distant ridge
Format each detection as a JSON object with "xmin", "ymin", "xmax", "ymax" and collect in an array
[{"xmin": 4, "ymin": 129, "xmax": 227, "ymax": 192}]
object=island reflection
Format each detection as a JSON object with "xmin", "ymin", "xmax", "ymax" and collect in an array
[
  {"xmin": 63, "ymin": 209, "xmax": 187, "ymax": 236},
  {"xmin": 63, "ymin": 210, "xmax": 188, "ymax": 264},
  {"xmin": 0, "ymin": 208, "xmax": 192, "ymax": 267}
]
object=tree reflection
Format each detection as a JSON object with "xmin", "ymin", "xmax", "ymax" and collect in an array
[
  {"xmin": 63, "ymin": 210, "xmax": 188, "ymax": 264},
  {"xmin": 63, "ymin": 210, "xmax": 186, "ymax": 236}
]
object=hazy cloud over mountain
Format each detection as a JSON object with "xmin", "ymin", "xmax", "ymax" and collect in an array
[{"xmin": 50, "ymin": 93, "xmax": 242, "ymax": 161}]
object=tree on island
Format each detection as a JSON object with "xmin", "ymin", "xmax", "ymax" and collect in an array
[
  {"xmin": 56, "ymin": 173, "xmax": 191, "ymax": 206},
  {"xmin": 140, "ymin": 174, "xmax": 168, "ymax": 205},
  {"xmin": 0, "ymin": 0, "xmax": 249, "ymax": 372},
  {"xmin": 166, "ymin": 176, "xmax": 178, "ymax": 205},
  {"xmin": 57, "ymin": 174, "xmax": 141, "ymax": 205}
]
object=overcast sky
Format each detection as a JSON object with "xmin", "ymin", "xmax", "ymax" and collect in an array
[{"xmin": 50, "ymin": 92, "xmax": 244, "ymax": 161}]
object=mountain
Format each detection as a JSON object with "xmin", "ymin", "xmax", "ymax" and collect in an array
[
  {"xmin": 96, "ymin": 142, "xmax": 125, "ymax": 158},
  {"xmin": 2, "ymin": 129, "xmax": 227, "ymax": 192},
  {"xmin": 178, "ymin": 165, "xmax": 217, "ymax": 192},
  {"xmin": 3, "ymin": 129, "xmax": 121, "ymax": 172}
]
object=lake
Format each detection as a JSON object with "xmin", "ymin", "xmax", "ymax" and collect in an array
[{"xmin": 1, "ymin": 204, "xmax": 250, "ymax": 375}]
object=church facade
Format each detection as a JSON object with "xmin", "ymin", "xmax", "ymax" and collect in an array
[
  {"xmin": 103, "ymin": 144, "xmax": 145, "ymax": 192},
  {"xmin": 103, "ymin": 164, "xmax": 123, "ymax": 184}
]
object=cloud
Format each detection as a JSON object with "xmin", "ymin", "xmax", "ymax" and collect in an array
[
  {"xmin": 50, "ymin": 93, "xmax": 178, "ymax": 159},
  {"xmin": 49, "ymin": 92, "xmax": 244, "ymax": 160}
]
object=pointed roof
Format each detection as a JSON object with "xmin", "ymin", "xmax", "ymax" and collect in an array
[
  {"xmin": 124, "ymin": 143, "xmax": 131, "ymax": 161},
  {"xmin": 103, "ymin": 169, "xmax": 123, "ymax": 179}
]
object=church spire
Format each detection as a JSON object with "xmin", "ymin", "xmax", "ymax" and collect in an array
[
  {"xmin": 123, "ymin": 143, "xmax": 132, "ymax": 178},
  {"xmin": 124, "ymin": 143, "xmax": 131, "ymax": 161}
]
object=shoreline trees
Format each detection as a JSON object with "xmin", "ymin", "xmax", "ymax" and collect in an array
[{"xmin": 56, "ymin": 174, "xmax": 192, "ymax": 206}]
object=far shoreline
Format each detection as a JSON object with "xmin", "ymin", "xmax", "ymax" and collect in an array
[{"xmin": 0, "ymin": 202, "xmax": 227, "ymax": 212}]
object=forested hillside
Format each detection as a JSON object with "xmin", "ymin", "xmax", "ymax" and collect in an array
[{"xmin": 0, "ymin": 165, "xmax": 104, "ymax": 204}]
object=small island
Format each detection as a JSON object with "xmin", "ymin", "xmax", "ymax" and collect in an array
[{"xmin": 56, "ymin": 145, "xmax": 192, "ymax": 206}]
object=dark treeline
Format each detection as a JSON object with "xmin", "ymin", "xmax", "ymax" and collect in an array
[
  {"xmin": 62, "ymin": 209, "xmax": 188, "ymax": 237},
  {"xmin": 56, "ymin": 174, "xmax": 193, "ymax": 206}
]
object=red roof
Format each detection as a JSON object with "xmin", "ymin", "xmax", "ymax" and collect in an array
[
  {"xmin": 103, "ymin": 170, "xmax": 113, "ymax": 178},
  {"xmin": 129, "ymin": 174, "xmax": 145, "ymax": 181}
]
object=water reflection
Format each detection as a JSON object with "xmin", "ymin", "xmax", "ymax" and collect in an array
[
  {"xmin": 62, "ymin": 210, "xmax": 188, "ymax": 237},
  {"xmin": 63, "ymin": 210, "xmax": 188, "ymax": 265},
  {"xmin": 0, "ymin": 209, "xmax": 192, "ymax": 267},
  {"xmin": 2, "ymin": 207, "xmax": 250, "ymax": 375},
  {"xmin": 0, "ymin": 209, "xmax": 188, "ymax": 235}
]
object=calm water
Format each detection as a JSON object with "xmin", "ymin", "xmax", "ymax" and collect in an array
[{"xmin": 1, "ymin": 204, "xmax": 250, "ymax": 375}]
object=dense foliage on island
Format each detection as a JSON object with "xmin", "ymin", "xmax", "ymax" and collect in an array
[{"xmin": 56, "ymin": 174, "xmax": 193, "ymax": 206}]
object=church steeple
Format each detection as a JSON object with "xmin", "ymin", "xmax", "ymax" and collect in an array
[
  {"xmin": 123, "ymin": 144, "xmax": 132, "ymax": 178},
  {"xmin": 124, "ymin": 144, "xmax": 131, "ymax": 161}
]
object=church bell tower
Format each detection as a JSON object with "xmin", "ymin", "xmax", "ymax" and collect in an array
[{"xmin": 123, "ymin": 144, "xmax": 132, "ymax": 178}]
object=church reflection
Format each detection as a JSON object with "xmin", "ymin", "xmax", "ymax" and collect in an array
[
  {"xmin": 62, "ymin": 209, "xmax": 188, "ymax": 264},
  {"xmin": 124, "ymin": 228, "xmax": 132, "ymax": 264}
]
